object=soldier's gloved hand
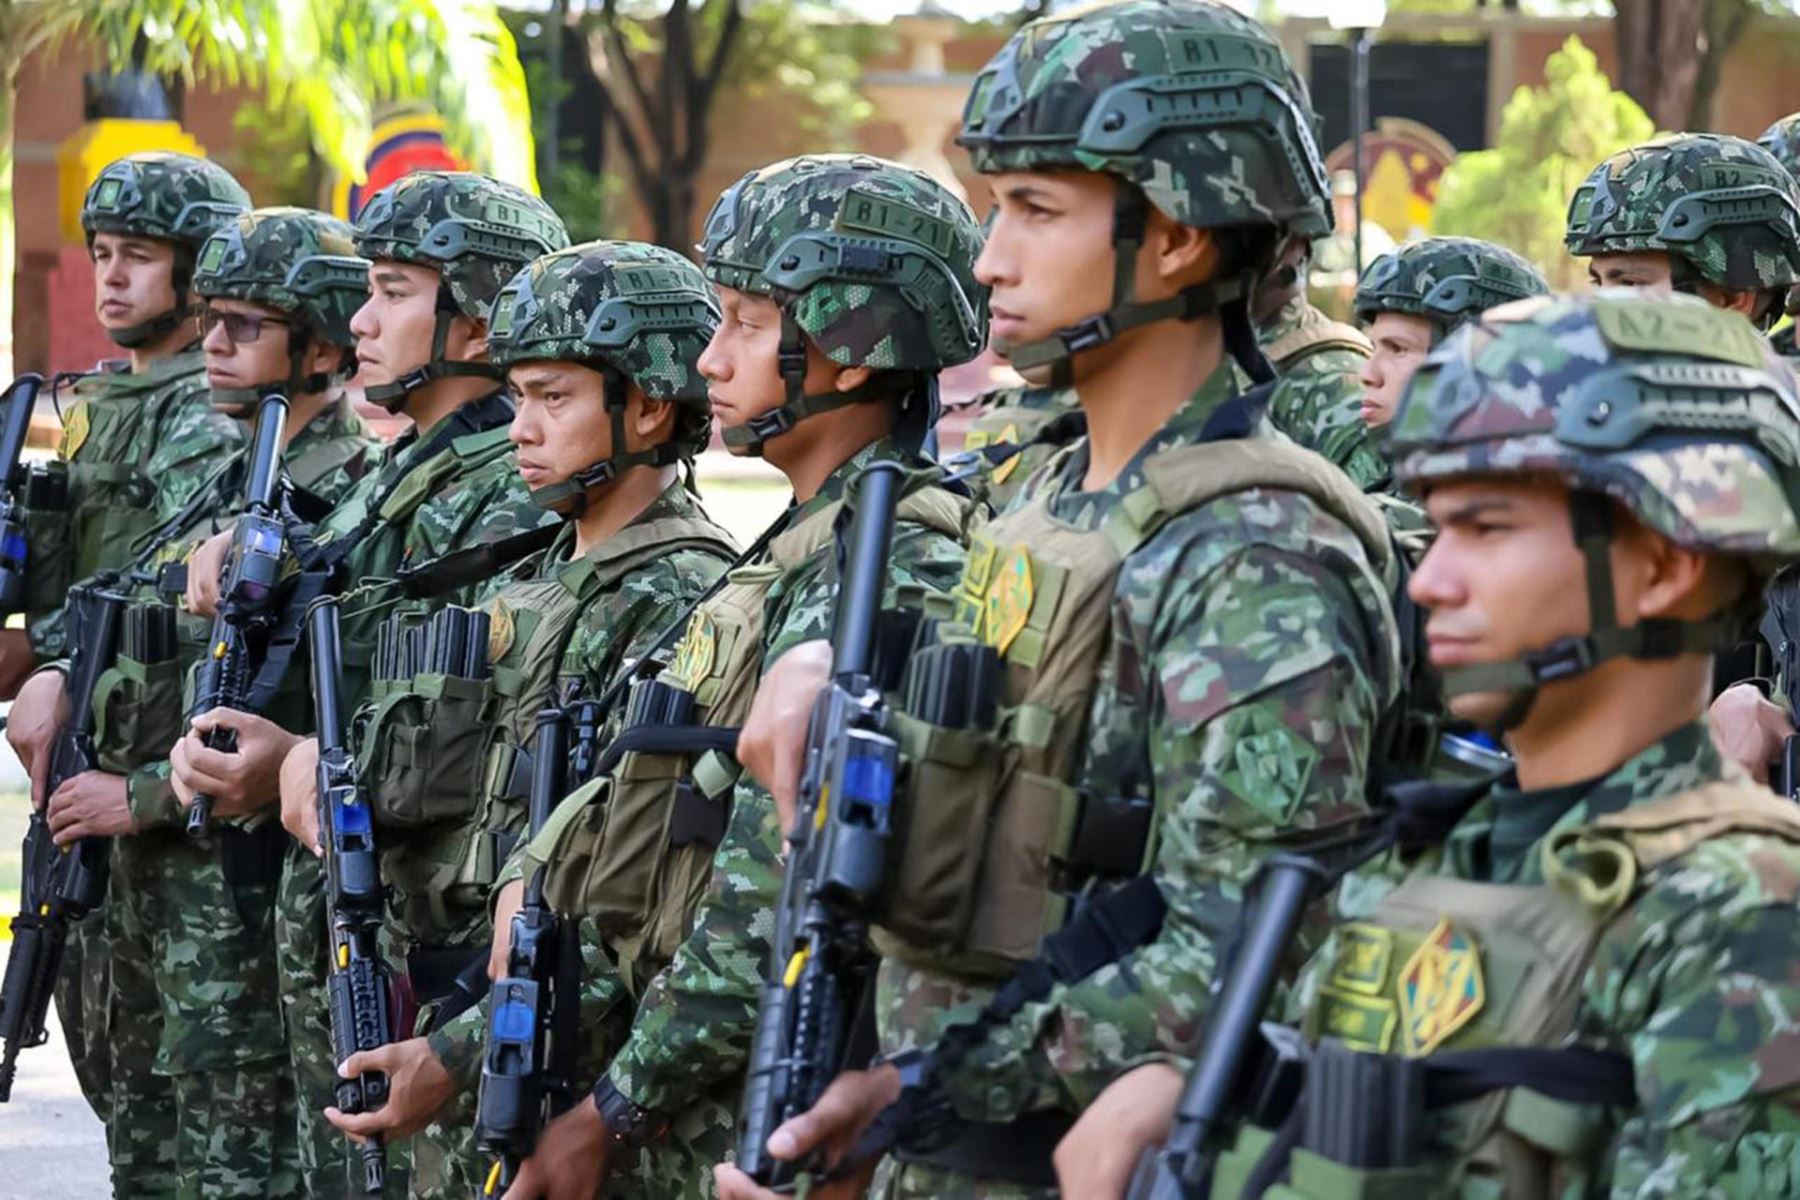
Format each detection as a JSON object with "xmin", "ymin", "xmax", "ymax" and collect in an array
[
  {"xmin": 184, "ymin": 527, "xmax": 233, "ymax": 618},
  {"xmin": 713, "ymin": 1063, "xmax": 900, "ymax": 1200},
  {"xmin": 738, "ymin": 639, "xmax": 834, "ymax": 832},
  {"xmin": 280, "ymin": 736, "xmax": 322, "ymax": 855},
  {"xmin": 1052, "ymin": 1062, "xmax": 1185, "ymax": 1200},
  {"xmin": 8, "ymin": 666, "xmax": 68, "ymax": 809},
  {"xmin": 488, "ymin": 879, "xmax": 525, "ymax": 981},
  {"xmin": 170, "ymin": 708, "xmax": 301, "ymax": 818},
  {"xmin": 46, "ymin": 769, "xmax": 136, "ymax": 842},
  {"xmin": 498, "ymin": 1099, "xmax": 609, "ymax": 1200},
  {"xmin": 1708, "ymin": 682, "xmax": 1793, "ymax": 786},
  {"xmin": 0, "ymin": 628, "xmax": 38, "ymax": 702},
  {"xmin": 324, "ymin": 1037, "xmax": 453, "ymax": 1142}
]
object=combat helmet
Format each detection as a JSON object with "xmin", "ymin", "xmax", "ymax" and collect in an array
[
  {"xmin": 1354, "ymin": 237, "xmax": 1548, "ymax": 341},
  {"xmin": 81, "ymin": 151, "xmax": 252, "ymax": 347},
  {"xmin": 1390, "ymin": 289, "xmax": 1800, "ymax": 721},
  {"xmin": 1757, "ymin": 112, "xmax": 1800, "ymax": 325},
  {"xmin": 352, "ymin": 171, "xmax": 570, "ymax": 410},
  {"xmin": 698, "ymin": 153, "xmax": 985, "ymax": 454},
  {"xmin": 1565, "ymin": 133, "xmax": 1800, "ymax": 326},
  {"xmin": 489, "ymin": 240, "xmax": 718, "ymax": 513},
  {"xmin": 192, "ymin": 207, "xmax": 370, "ymax": 411},
  {"xmin": 957, "ymin": 0, "xmax": 1330, "ymax": 383}
]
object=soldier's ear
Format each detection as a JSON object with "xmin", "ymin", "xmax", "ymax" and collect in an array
[
  {"xmin": 833, "ymin": 364, "xmax": 873, "ymax": 394},
  {"xmin": 631, "ymin": 390, "xmax": 676, "ymax": 445},
  {"xmin": 1150, "ymin": 215, "xmax": 1220, "ymax": 292},
  {"xmin": 448, "ymin": 312, "xmax": 489, "ymax": 363}
]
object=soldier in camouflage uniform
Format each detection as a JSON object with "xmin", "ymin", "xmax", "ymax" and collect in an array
[
  {"xmin": 303, "ymin": 240, "xmax": 738, "ymax": 1198},
  {"xmin": 1756, "ymin": 112, "xmax": 1800, "ymax": 361},
  {"xmin": 716, "ymin": 5, "xmax": 1401, "ymax": 1198},
  {"xmin": 1061, "ymin": 290, "xmax": 1800, "ymax": 1198},
  {"xmin": 167, "ymin": 171, "xmax": 567, "ymax": 1199},
  {"xmin": 492, "ymin": 154, "xmax": 982, "ymax": 1200},
  {"xmin": 2, "ymin": 151, "xmax": 250, "ymax": 1189},
  {"xmin": 1254, "ymin": 233, "xmax": 1385, "ymax": 488}
]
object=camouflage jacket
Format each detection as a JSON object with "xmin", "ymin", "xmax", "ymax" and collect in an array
[
  {"xmin": 898, "ymin": 363, "xmax": 1400, "ymax": 1136},
  {"xmin": 1256, "ymin": 294, "xmax": 1386, "ymax": 490},
  {"xmin": 422, "ymin": 482, "xmax": 736, "ymax": 1089},
  {"xmin": 603, "ymin": 438, "xmax": 969, "ymax": 1116},
  {"xmin": 27, "ymin": 348, "xmax": 246, "ymax": 657},
  {"xmin": 1290, "ymin": 721, "xmax": 1800, "ymax": 1196},
  {"xmin": 961, "ymin": 385, "xmax": 1080, "ymax": 513}
]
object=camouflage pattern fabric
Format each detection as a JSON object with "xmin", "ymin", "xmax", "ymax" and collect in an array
[
  {"xmin": 601, "ymin": 440, "xmax": 969, "ymax": 1194},
  {"xmin": 81, "ymin": 151, "xmax": 251, "ymax": 248},
  {"xmin": 958, "ymin": 385, "xmax": 1080, "ymax": 513},
  {"xmin": 1565, "ymin": 132, "xmax": 1800, "ymax": 295},
  {"xmin": 1288, "ymin": 722, "xmax": 1800, "ymax": 1194},
  {"xmin": 1757, "ymin": 112, "xmax": 1800, "ymax": 346},
  {"xmin": 956, "ymin": 0, "xmax": 1330, "ymax": 238},
  {"xmin": 408, "ymin": 485, "xmax": 733, "ymax": 1197},
  {"xmin": 1257, "ymin": 293, "xmax": 1386, "ymax": 489},
  {"xmin": 872, "ymin": 363, "xmax": 1400, "ymax": 1198},
  {"xmin": 699, "ymin": 153, "xmax": 986, "ymax": 373},
  {"xmin": 352, "ymin": 171, "xmax": 569, "ymax": 320},
  {"xmin": 28, "ymin": 352, "xmax": 247, "ymax": 658},
  {"xmin": 1353, "ymin": 236, "xmax": 1549, "ymax": 338},
  {"xmin": 1390, "ymin": 291, "xmax": 1800, "ymax": 566},
  {"xmin": 193, "ymin": 207, "xmax": 370, "ymax": 348}
]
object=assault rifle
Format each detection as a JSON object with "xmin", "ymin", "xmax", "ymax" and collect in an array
[
  {"xmin": 0, "ymin": 581, "xmax": 126, "ymax": 1099},
  {"xmin": 310, "ymin": 597, "xmax": 400, "ymax": 1193},
  {"xmin": 475, "ymin": 703, "xmax": 585, "ymax": 1195},
  {"xmin": 736, "ymin": 461, "xmax": 906, "ymax": 1187},
  {"xmin": 1125, "ymin": 855, "xmax": 1328, "ymax": 1199},
  {"xmin": 186, "ymin": 395, "xmax": 290, "ymax": 836},
  {"xmin": 0, "ymin": 373, "xmax": 45, "ymax": 615}
]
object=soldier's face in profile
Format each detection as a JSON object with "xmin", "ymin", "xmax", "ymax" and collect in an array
[
  {"xmin": 351, "ymin": 260, "xmax": 482, "ymax": 384},
  {"xmin": 1411, "ymin": 478, "xmax": 1595, "ymax": 727},
  {"xmin": 699, "ymin": 285, "xmax": 843, "ymax": 457},
  {"xmin": 976, "ymin": 170, "xmax": 1122, "ymax": 365},
  {"xmin": 508, "ymin": 360, "xmax": 663, "ymax": 492},
  {"xmin": 89, "ymin": 232, "xmax": 179, "ymax": 332},
  {"xmin": 199, "ymin": 296, "xmax": 294, "ymax": 391},
  {"xmin": 1587, "ymin": 252, "xmax": 1674, "ymax": 291},
  {"xmin": 1359, "ymin": 312, "xmax": 1436, "ymax": 428}
]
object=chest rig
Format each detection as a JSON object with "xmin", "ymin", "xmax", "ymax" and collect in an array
[
  {"xmin": 529, "ymin": 482, "xmax": 970, "ymax": 992},
  {"xmin": 364, "ymin": 508, "xmax": 735, "ymax": 948},
  {"xmin": 1267, "ymin": 775, "xmax": 1800, "ymax": 1199},
  {"xmin": 873, "ymin": 431, "xmax": 1397, "ymax": 979}
]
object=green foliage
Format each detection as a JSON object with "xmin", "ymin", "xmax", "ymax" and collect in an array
[
  {"xmin": 230, "ymin": 101, "xmax": 324, "ymax": 208},
  {"xmin": 1432, "ymin": 36, "xmax": 1654, "ymax": 290},
  {"xmin": 725, "ymin": 4, "xmax": 881, "ymax": 146},
  {"xmin": 543, "ymin": 156, "xmax": 627, "ymax": 243}
]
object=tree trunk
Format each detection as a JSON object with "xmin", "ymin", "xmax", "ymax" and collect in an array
[
  {"xmin": 1688, "ymin": 0, "xmax": 1752, "ymax": 130},
  {"xmin": 1613, "ymin": 0, "xmax": 1705, "ymax": 130},
  {"xmin": 0, "ymin": 62, "xmax": 17, "ymax": 383}
]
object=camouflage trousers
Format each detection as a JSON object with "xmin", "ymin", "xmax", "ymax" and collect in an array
[
  {"xmin": 52, "ymin": 903, "xmax": 111, "ymax": 1121},
  {"xmin": 107, "ymin": 835, "xmax": 180, "ymax": 1196},
  {"xmin": 276, "ymin": 846, "xmax": 413, "ymax": 1199},
  {"xmin": 869, "ymin": 1159, "xmax": 1057, "ymax": 1200}
]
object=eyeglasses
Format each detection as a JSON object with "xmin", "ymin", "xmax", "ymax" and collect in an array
[{"xmin": 198, "ymin": 307, "xmax": 291, "ymax": 345}]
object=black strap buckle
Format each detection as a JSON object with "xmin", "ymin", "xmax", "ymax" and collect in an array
[
  {"xmin": 1526, "ymin": 635, "xmax": 1597, "ymax": 684},
  {"xmin": 1060, "ymin": 313, "xmax": 1117, "ymax": 354},
  {"xmin": 746, "ymin": 407, "xmax": 798, "ymax": 441}
]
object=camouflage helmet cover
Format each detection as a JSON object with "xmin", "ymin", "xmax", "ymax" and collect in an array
[
  {"xmin": 699, "ymin": 153, "xmax": 986, "ymax": 372},
  {"xmin": 489, "ymin": 240, "xmax": 717, "ymax": 410},
  {"xmin": 81, "ymin": 151, "xmax": 252, "ymax": 250},
  {"xmin": 1390, "ymin": 289, "xmax": 1800, "ymax": 568},
  {"xmin": 193, "ymin": 207, "xmax": 370, "ymax": 347},
  {"xmin": 1757, "ymin": 112, "xmax": 1800, "ymax": 317},
  {"xmin": 1564, "ymin": 133, "xmax": 1800, "ymax": 293},
  {"xmin": 1354, "ymin": 236, "xmax": 1549, "ymax": 334},
  {"xmin": 957, "ymin": 0, "xmax": 1330, "ymax": 239},
  {"xmin": 353, "ymin": 170, "xmax": 570, "ymax": 319}
]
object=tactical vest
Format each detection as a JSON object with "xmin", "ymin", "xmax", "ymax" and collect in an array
[
  {"xmin": 24, "ymin": 357, "xmax": 210, "ymax": 616},
  {"xmin": 531, "ymin": 482, "xmax": 971, "ymax": 992},
  {"xmin": 962, "ymin": 391, "xmax": 1078, "ymax": 508},
  {"xmin": 1263, "ymin": 309, "xmax": 1372, "ymax": 372},
  {"xmin": 368, "ymin": 507, "xmax": 736, "ymax": 947},
  {"xmin": 873, "ymin": 437, "xmax": 1397, "ymax": 979},
  {"xmin": 1274, "ymin": 775, "xmax": 1800, "ymax": 1199}
]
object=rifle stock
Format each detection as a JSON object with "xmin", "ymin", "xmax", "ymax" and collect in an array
[
  {"xmin": 187, "ymin": 396, "xmax": 289, "ymax": 836},
  {"xmin": 310, "ymin": 597, "xmax": 397, "ymax": 1193},
  {"xmin": 736, "ymin": 462, "xmax": 905, "ymax": 1188},
  {"xmin": 0, "ymin": 582, "xmax": 125, "ymax": 1099}
]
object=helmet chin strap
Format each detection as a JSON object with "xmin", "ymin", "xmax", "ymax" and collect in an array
[
  {"xmin": 212, "ymin": 332, "xmax": 332, "ymax": 416},
  {"xmin": 718, "ymin": 310, "xmax": 903, "ymax": 456},
  {"xmin": 1002, "ymin": 182, "xmax": 1268, "ymax": 389},
  {"xmin": 364, "ymin": 282, "xmax": 502, "ymax": 413},
  {"xmin": 1440, "ymin": 493, "xmax": 1738, "ymax": 733},
  {"xmin": 528, "ymin": 366, "xmax": 683, "ymax": 517}
]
